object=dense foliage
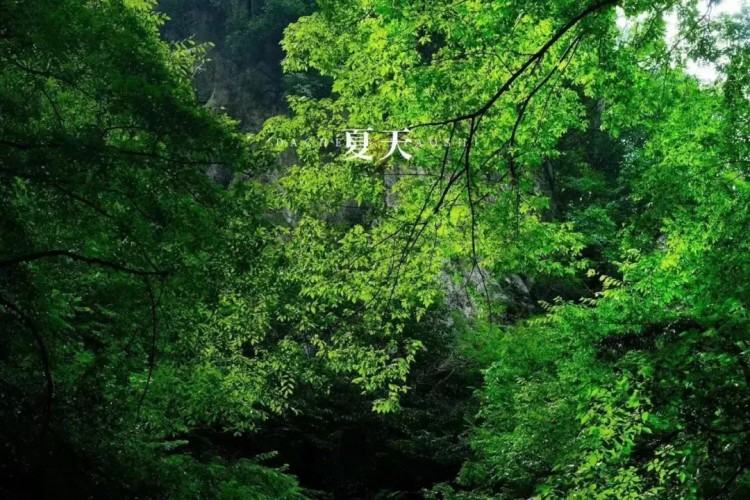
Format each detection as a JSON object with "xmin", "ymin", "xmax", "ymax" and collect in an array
[{"xmin": 2, "ymin": 0, "xmax": 750, "ymax": 498}]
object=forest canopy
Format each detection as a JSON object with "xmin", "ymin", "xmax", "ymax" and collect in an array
[{"xmin": 2, "ymin": 0, "xmax": 750, "ymax": 498}]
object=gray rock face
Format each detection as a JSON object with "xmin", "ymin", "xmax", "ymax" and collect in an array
[{"xmin": 159, "ymin": 0, "xmax": 314, "ymax": 132}]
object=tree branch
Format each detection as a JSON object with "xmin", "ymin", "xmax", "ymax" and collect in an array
[
  {"xmin": 0, "ymin": 294, "xmax": 54, "ymax": 430},
  {"xmin": 409, "ymin": 0, "xmax": 618, "ymax": 129},
  {"xmin": 0, "ymin": 250, "xmax": 170, "ymax": 276}
]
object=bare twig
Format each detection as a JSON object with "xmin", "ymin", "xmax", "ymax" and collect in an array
[{"xmin": 0, "ymin": 250, "xmax": 170, "ymax": 276}]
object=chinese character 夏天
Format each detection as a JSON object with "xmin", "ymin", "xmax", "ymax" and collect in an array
[{"xmin": 343, "ymin": 128, "xmax": 413, "ymax": 161}]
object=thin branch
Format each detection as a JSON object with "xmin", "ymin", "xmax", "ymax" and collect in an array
[
  {"xmin": 464, "ymin": 117, "xmax": 494, "ymax": 322},
  {"xmin": 135, "ymin": 276, "xmax": 163, "ymax": 420},
  {"xmin": 0, "ymin": 294, "xmax": 54, "ymax": 430},
  {"xmin": 0, "ymin": 250, "xmax": 170, "ymax": 276},
  {"xmin": 409, "ymin": 0, "xmax": 618, "ymax": 129}
]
